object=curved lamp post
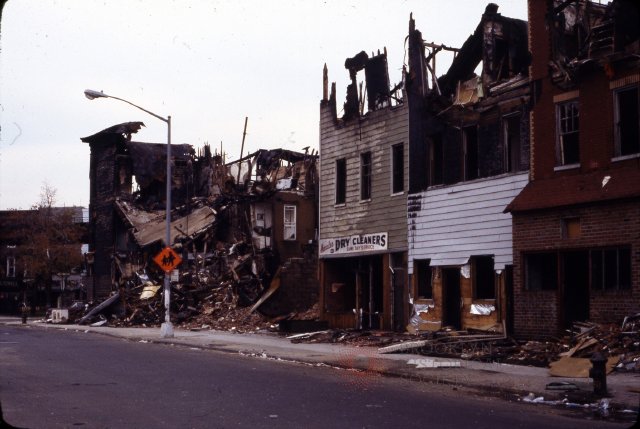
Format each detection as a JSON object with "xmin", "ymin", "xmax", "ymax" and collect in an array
[{"xmin": 84, "ymin": 89, "xmax": 174, "ymax": 338}]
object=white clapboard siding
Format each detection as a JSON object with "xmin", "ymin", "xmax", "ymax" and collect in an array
[{"xmin": 408, "ymin": 172, "xmax": 528, "ymax": 272}]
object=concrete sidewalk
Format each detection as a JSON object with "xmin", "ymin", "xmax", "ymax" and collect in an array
[{"xmin": 2, "ymin": 316, "xmax": 639, "ymax": 417}]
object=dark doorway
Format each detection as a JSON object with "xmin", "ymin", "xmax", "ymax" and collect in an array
[
  {"xmin": 391, "ymin": 253, "xmax": 405, "ymax": 332},
  {"xmin": 562, "ymin": 251, "xmax": 589, "ymax": 327},
  {"xmin": 359, "ymin": 255, "xmax": 383, "ymax": 330},
  {"xmin": 442, "ymin": 268, "xmax": 461, "ymax": 329},
  {"xmin": 505, "ymin": 265, "xmax": 514, "ymax": 336}
]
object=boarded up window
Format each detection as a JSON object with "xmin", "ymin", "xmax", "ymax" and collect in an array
[{"xmin": 562, "ymin": 217, "xmax": 581, "ymax": 239}]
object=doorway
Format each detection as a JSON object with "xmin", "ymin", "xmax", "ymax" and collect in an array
[
  {"xmin": 442, "ymin": 267, "xmax": 461, "ymax": 329},
  {"xmin": 562, "ymin": 251, "xmax": 589, "ymax": 327},
  {"xmin": 359, "ymin": 255, "xmax": 383, "ymax": 329}
]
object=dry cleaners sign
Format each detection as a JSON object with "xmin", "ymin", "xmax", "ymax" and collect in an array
[{"xmin": 320, "ymin": 232, "xmax": 388, "ymax": 256}]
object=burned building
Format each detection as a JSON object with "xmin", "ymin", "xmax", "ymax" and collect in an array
[
  {"xmin": 319, "ymin": 50, "xmax": 409, "ymax": 331},
  {"xmin": 507, "ymin": 0, "xmax": 640, "ymax": 338},
  {"xmin": 405, "ymin": 5, "xmax": 530, "ymax": 334},
  {"xmin": 80, "ymin": 123, "xmax": 318, "ymax": 325}
]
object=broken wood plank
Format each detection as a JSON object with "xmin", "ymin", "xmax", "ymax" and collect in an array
[
  {"xmin": 248, "ymin": 267, "xmax": 282, "ymax": 314},
  {"xmin": 78, "ymin": 293, "xmax": 120, "ymax": 325},
  {"xmin": 378, "ymin": 340, "xmax": 431, "ymax": 354}
]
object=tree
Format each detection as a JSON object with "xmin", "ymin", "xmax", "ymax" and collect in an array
[{"xmin": 18, "ymin": 183, "xmax": 85, "ymax": 307}]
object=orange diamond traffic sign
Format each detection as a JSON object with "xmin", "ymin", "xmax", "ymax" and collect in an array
[{"xmin": 153, "ymin": 247, "xmax": 182, "ymax": 272}]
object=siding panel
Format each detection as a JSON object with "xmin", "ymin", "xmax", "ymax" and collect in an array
[{"xmin": 408, "ymin": 173, "xmax": 528, "ymax": 271}]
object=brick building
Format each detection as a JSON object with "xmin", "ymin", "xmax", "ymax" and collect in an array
[{"xmin": 506, "ymin": 0, "xmax": 640, "ymax": 338}]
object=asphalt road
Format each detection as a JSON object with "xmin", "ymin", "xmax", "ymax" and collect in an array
[{"xmin": 0, "ymin": 325, "xmax": 631, "ymax": 429}]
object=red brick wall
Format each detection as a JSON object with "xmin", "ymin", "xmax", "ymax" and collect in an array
[{"xmin": 513, "ymin": 200, "xmax": 640, "ymax": 338}]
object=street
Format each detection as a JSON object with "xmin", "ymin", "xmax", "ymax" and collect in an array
[{"xmin": 0, "ymin": 325, "xmax": 631, "ymax": 429}]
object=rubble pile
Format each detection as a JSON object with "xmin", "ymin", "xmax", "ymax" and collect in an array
[
  {"xmin": 73, "ymin": 145, "xmax": 320, "ymax": 332},
  {"xmin": 291, "ymin": 316, "xmax": 640, "ymax": 371}
]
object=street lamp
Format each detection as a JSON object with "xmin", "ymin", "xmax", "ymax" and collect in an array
[{"xmin": 84, "ymin": 89, "xmax": 174, "ymax": 338}]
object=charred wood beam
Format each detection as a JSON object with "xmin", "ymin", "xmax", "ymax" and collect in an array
[
  {"xmin": 553, "ymin": 0, "xmax": 577, "ymax": 15},
  {"xmin": 78, "ymin": 292, "xmax": 120, "ymax": 325}
]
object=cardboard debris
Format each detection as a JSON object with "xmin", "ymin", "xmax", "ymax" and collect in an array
[{"xmin": 549, "ymin": 356, "xmax": 618, "ymax": 378}]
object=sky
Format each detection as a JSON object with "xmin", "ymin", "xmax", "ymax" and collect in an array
[{"xmin": 0, "ymin": 0, "xmax": 527, "ymax": 210}]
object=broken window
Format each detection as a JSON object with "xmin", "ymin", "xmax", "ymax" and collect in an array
[
  {"xmin": 591, "ymin": 248, "xmax": 631, "ymax": 290},
  {"xmin": 525, "ymin": 252, "xmax": 558, "ymax": 291},
  {"xmin": 430, "ymin": 135, "xmax": 444, "ymax": 186},
  {"xmin": 556, "ymin": 101, "xmax": 580, "ymax": 165},
  {"xmin": 463, "ymin": 126, "xmax": 479, "ymax": 181},
  {"xmin": 614, "ymin": 86, "xmax": 640, "ymax": 157},
  {"xmin": 335, "ymin": 158, "xmax": 346, "ymax": 205},
  {"xmin": 503, "ymin": 113, "xmax": 522, "ymax": 173},
  {"xmin": 360, "ymin": 152, "xmax": 372, "ymax": 200},
  {"xmin": 415, "ymin": 259, "xmax": 432, "ymax": 299},
  {"xmin": 6, "ymin": 256, "xmax": 16, "ymax": 278},
  {"xmin": 473, "ymin": 255, "xmax": 495, "ymax": 299},
  {"xmin": 391, "ymin": 143, "xmax": 404, "ymax": 194},
  {"xmin": 283, "ymin": 205, "xmax": 296, "ymax": 241}
]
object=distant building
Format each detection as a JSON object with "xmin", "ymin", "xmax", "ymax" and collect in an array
[{"xmin": 0, "ymin": 207, "xmax": 87, "ymax": 314}]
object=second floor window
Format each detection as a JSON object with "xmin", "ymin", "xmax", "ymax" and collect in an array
[
  {"xmin": 614, "ymin": 86, "xmax": 640, "ymax": 157},
  {"xmin": 360, "ymin": 152, "xmax": 372, "ymax": 200},
  {"xmin": 503, "ymin": 114, "xmax": 522, "ymax": 172},
  {"xmin": 391, "ymin": 144, "xmax": 404, "ymax": 194},
  {"xmin": 557, "ymin": 101, "xmax": 580, "ymax": 166},
  {"xmin": 463, "ymin": 126, "xmax": 478, "ymax": 180},
  {"xmin": 6, "ymin": 256, "xmax": 16, "ymax": 278},
  {"xmin": 335, "ymin": 158, "xmax": 346, "ymax": 205},
  {"xmin": 283, "ymin": 205, "xmax": 296, "ymax": 240}
]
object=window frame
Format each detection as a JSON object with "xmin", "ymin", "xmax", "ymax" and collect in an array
[
  {"xmin": 590, "ymin": 247, "xmax": 631, "ymax": 291},
  {"xmin": 503, "ymin": 113, "xmax": 522, "ymax": 173},
  {"xmin": 391, "ymin": 143, "xmax": 404, "ymax": 195},
  {"xmin": 6, "ymin": 256, "xmax": 16, "ymax": 278},
  {"xmin": 613, "ymin": 85, "xmax": 640, "ymax": 158},
  {"xmin": 335, "ymin": 158, "xmax": 346, "ymax": 205},
  {"xmin": 283, "ymin": 204, "xmax": 297, "ymax": 241},
  {"xmin": 463, "ymin": 125, "xmax": 479, "ymax": 181},
  {"xmin": 360, "ymin": 151, "xmax": 372, "ymax": 201},
  {"xmin": 415, "ymin": 259, "xmax": 433, "ymax": 300},
  {"xmin": 473, "ymin": 255, "xmax": 495, "ymax": 300},
  {"xmin": 429, "ymin": 134, "xmax": 444, "ymax": 186},
  {"xmin": 556, "ymin": 100, "xmax": 580, "ymax": 166},
  {"xmin": 524, "ymin": 252, "xmax": 559, "ymax": 291}
]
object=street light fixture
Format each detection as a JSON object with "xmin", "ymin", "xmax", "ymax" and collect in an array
[{"xmin": 84, "ymin": 89, "xmax": 174, "ymax": 338}]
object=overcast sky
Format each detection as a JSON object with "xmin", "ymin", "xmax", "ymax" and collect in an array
[{"xmin": 0, "ymin": 0, "xmax": 527, "ymax": 210}]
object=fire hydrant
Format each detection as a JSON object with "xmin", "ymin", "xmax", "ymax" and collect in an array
[{"xmin": 589, "ymin": 352, "xmax": 608, "ymax": 397}]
